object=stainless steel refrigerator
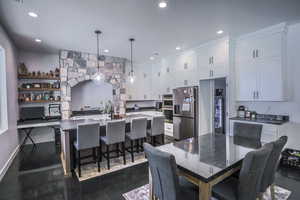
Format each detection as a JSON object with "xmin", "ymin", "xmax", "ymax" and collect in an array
[{"xmin": 173, "ymin": 86, "xmax": 198, "ymax": 140}]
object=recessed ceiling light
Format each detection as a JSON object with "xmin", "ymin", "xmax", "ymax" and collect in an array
[
  {"xmin": 217, "ymin": 30, "xmax": 224, "ymax": 34},
  {"xmin": 35, "ymin": 38, "xmax": 42, "ymax": 43},
  {"xmin": 150, "ymin": 56, "xmax": 155, "ymax": 60},
  {"xmin": 28, "ymin": 12, "xmax": 38, "ymax": 18},
  {"xmin": 104, "ymin": 49, "xmax": 109, "ymax": 53},
  {"xmin": 158, "ymin": 1, "xmax": 167, "ymax": 8},
  {"xmin": 175, "ymin": 46, "xmax": 181, "ymax": 50}
]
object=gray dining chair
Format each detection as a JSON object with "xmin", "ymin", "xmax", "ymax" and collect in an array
[
  {"xmin": 73, "ymin": 122, "xmax": 100, "ymax": 177},
  {"xmin": 260, "ymin": 136, "xmax": 288, "ymax": 199},
  {"xmin": 144, "ymin": 143, "xmax": 198, "ymax": 200},
  {"xmin": 100, "ymin": 119, "xmax": 126, "ymax": 170},
  {"xmin": 212, "ymin": 143, "xmax": 273, "ymax": 200},
  {"xmin": 234, "ymin": 122, "xmax": 263, "ymax": 140},
  {"xmin": 147, "ymin": 116, "xmax": 165, "ymax": 146},
  {"xmin": 126, "ymin": 117, "xmax": 148, "ymax": 162}
]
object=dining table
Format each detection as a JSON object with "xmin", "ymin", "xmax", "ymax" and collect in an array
[{"xmin": 150, "ymin": 134, "xmax": 263, "ymax": 200}]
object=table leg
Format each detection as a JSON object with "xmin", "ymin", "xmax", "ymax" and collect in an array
[
  {"xmin": 199, "ymin": 182, "xmax": 212, "ymax": 200},
  {"xmin": 20, "ymin": 128, "xmax": 35, "ymax": 149},
  {"xmin": 148, "ymin": 167, "xmax": 155, "ymax": 200}
]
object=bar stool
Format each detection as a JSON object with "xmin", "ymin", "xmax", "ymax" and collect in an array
[
  {"xmin": 100, "ymin": 119, "xmax": 126, "ymax": 170},
  {"xmin": 73, "ymin": 122, "xmax": 100, "ymax": 177},
  {"xmin": 126, "ymin": 117, "xmax": 148, "ymax": 162},
  {"xmin": 147, "ymin": 116, "xmax": 165, "ymax": 146}
]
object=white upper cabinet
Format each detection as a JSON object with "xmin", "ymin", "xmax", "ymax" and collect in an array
[
  {"xmin": 197, "ymin": 38, "xmax": 229, "ymax": 80},
  {"xmin": 235, "ymin": 23, "xmax": 287, "ymax": 101}
]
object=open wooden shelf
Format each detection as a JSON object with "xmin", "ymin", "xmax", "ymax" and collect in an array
[
  {"xmin": 18, "ymin": 88, "xmax": 60, "ymax": 92},
  {"xmin": 18, "ymin": 100, "xmax": 61, "ymax": 104},
  {"xmin": 18, "ymin": 75, "xmax": 60, "ymax": 80}
]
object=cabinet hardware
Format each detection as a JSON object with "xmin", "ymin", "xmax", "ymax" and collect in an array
[
  {"xmin": 256, "ymin": 49, "xmax": 259, "ymax": 58},
  {"xmin": 252, "ymin": 50, "xmax": 255, "ymax": 58},
  {"xmin": 256, "ymin": 91, "xmax": 259, "ymax": 99},
  {"xmin": 253, "ymin": 91, "xmax": 256, "ymax": 99}
]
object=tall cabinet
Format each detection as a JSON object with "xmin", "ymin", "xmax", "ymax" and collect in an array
[
  {"xmin": 235, "ymin": 23, "xmax": 288, "ymax": 101},
  {"xmin": 197, "ymin": 38, "xmax": 229, "ymax": 80}
]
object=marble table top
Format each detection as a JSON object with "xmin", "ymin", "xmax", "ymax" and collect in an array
[{"xmin": 157, "ymin": 134, "xmax": 263, "ymax": 182}]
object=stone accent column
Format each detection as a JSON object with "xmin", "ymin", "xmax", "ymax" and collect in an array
[{"xmin": 59, "ymin": 50, "xmax": 127, "ymax": 119}]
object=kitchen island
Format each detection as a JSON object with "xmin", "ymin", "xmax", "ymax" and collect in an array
[{"xmin": 60, "ymin": 111, "xmax": 163, "ymax": 175}]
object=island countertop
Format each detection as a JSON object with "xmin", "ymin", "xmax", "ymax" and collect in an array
[{"xmin": 60, "ymin": 111, "xmax": 164, "ymax": 131}]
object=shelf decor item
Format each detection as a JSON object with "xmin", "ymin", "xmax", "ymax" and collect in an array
[{"xmin": 18, "ymin": 63, "xmax": 28, "ymax": 75}]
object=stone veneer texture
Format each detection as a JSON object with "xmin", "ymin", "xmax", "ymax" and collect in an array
[{"xmin": 59, "ymin": 50, "xmax": 127, "ymax": 119}]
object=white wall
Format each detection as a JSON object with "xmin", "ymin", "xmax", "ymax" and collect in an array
[
  {"xmin": 18, "ymin": 51, "xmax": 59, "ymax": 144},
  {"xmin": 236, "ymin": 23, "xmax": 300, "ymax": 123},
  {"xmin": 71, "ymin": 80, "xmax": 113, "ymax": 111},
  {"xmin": 0, "ymin": 24, "xmax": 19, "ymax": 181}
]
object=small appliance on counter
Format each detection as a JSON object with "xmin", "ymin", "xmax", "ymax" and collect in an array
[{"xmin": 237, "ymin": 106, "xmax": 245, "ymax": 118}]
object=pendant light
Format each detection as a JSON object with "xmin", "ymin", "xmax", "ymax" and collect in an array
[
  {"xmin": 129, "ymin": 38, "xmax": 135, "ymax": 84},
  {"xmin": 94, "ymin": 30, "xmax": 103, "ymax": 81}
]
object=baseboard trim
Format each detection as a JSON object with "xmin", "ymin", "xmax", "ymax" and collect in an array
[{"xmin": 0, "ymin": 144, "xmax": 20, "ymax": 182}]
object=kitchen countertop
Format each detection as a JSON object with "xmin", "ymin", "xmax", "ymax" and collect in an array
[
  {"xmin": 230, "ymin": 117, "xmax": 289, "ymax": 125},
  {"xmin": 61, "ymin": 111, "xmax": 164, "ymax": 131}
]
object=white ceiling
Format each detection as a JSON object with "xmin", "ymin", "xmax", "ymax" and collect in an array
[{"xmin": 1, "ymin": 0, "xmax": 300, "ymax": 63}]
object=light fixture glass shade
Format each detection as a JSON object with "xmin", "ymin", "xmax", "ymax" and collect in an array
[
  {"xmin": 159, "ymin": 0, "xmax": 167, "ymax": 8},
  {"xmin": 128, "ymin": 71, "xmax": 135, "ymax": 83},
  {"xmin": 93, "ymin": 71, "xmax": 104, "ymax": 81}
]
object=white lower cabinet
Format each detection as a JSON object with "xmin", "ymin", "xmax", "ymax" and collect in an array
[{"xmin": 164, "ymin": 122, "xmax": 173, "ymax": 137}]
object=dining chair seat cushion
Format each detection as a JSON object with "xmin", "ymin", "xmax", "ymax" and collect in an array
[
  {"xmin": 147, "ymin": 129, "xmax": 163, "ymax": 136},
  {"xmin": 212, "ymin": 177, "xmax": 238, "ymax": 200},
  {"xmin": 178, "ymin": 176, "xmax": 199, "ymax": 200},
  {"xmin": 126, "ymin": 132, "xmax": 146, "ymax": 140}
]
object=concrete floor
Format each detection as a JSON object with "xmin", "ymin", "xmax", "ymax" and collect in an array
[{"xmin": 0, "ymin": 142, "xmax": 299, "ymax": 200}]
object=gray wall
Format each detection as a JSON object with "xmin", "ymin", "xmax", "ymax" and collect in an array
[
  {"xmin": 0, "ymin": 24, "xmax": 19, "ymax": 180},
  {"xmin": 71, "ymin": 80, "xmax": 113, "ymax": 111}
]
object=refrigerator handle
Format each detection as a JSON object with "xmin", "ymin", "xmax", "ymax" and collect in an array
[{"xmin": 174, "ymin": 104, "xmax": 180, "ymax": 114}]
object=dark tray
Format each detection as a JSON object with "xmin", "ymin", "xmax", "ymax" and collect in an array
[{"xmin": 281, "ymin": 148, "xmax": 300, "ymax": 170}]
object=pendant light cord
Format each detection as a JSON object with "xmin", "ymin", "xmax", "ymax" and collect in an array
[
  {"xmin": 129, "ymin": 38, "xmax": 135, "ymax": 74},
  {"xmin": 95, "ymin": 30, "xmax": 102, "ymax": 71}
]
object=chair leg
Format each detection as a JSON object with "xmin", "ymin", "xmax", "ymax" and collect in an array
[
  {"xmin": 136, "ymin": 140, "xmax": 140, "ymax": 153},
  {"xmin": 270, "ymin": 184, "xmax": 276, "ymax": 200},
  {"xmin": 97, "ymin": 147, "xmax": 101, "ymax": 172},
  {"xmin": 116, "ymin": 143, "xmax": 120, "ymax": 157},
  {"xmin": 122, "ymin": 142, "xmax": 126, "ymax": 165},
  {"xmin": 92, "ymin": 148, "xmax": 96, "ymax": 163},
  {"xmin": 141, "ymin": 138, "xmax": 144, "ymax": 151},
  {"xmin": 72, "ymin": 145, "xmax": 76, "ymax": 170},
  {"xmin": 106, "ymin": 145, "xmax": 110, "ymax": 170},
  {"xmin": 77, "ymin": 150, "xmax": 81, "ymax": 177},
  {"xmin": 100, "ymin": 140, "xmax": 102, "ymax": 162},
  {"xmin": 131, "ymin": 140, "xmax": 134, "ymax": 162}
]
